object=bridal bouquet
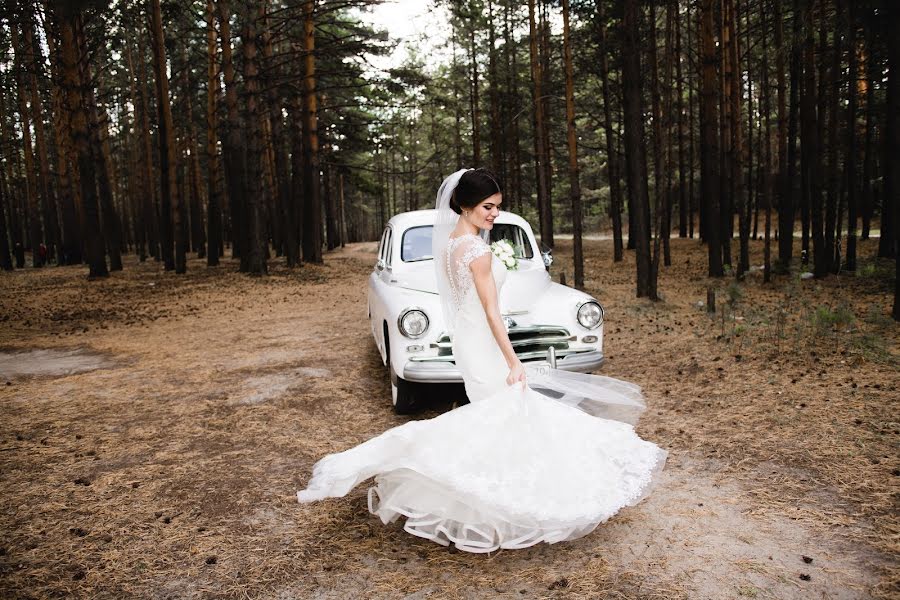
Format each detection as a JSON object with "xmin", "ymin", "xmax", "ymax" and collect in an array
[{"xmin": 490, "ymin": 239, "xmax": 519, "ymax": 271}]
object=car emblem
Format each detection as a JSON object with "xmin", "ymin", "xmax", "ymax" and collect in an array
[{"xmin": 503, "ymin": 317, "xmax": 517, "ymax": 330}]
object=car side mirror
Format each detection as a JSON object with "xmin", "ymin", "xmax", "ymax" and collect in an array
[
  {"xmin": 541, "ymin": 247, "xmax": 553, "ymax": 270},
  {"xmin": 375, "ymin": 259, "xmax": 385, "ymax": 272}
]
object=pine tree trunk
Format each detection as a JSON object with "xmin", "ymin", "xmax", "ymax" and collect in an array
[
  {"xmin": 732, "ymin": 0, "xmax": 748, "ymax": 278},
  {"xmin": 861, "ymin": 27, "xmax": 876, "ymax": 241},
  {"xmin": 261, "ymin": 10, "xmax": 293, "ymax": 263},
  {"xmin": 527, "ymin": 0, "xmax": 552, "ymax": 249},
  {"xmin": 0, "ymin": 148, "xmax": 12, "ymax": 269},
  {"xmin": 0, "ymin": 88, "xmax": 24, "ymax": 268},
  {"xmin": 218, "ymin": 0, "xmax": 247, "ymax": 263},
  {"xmin": 800, "ymin": 0, "xmax": 825, "ymax": 277},
  {"xmin": 123, "ymin": 42, "xmax": 147, "ymax": 261},
  {"xmin": 45, "ymin": 24, "xmax": 82, "ymax": 265},
  {"xmin": 844, "ymin": 0, "xmax": 858, "ymax": 271},
  {"xmin": 762, "ymin": 0, "xmax": 774, "ymax": 282},
  {"xmin": 561, "ymin": 0, "xmax": 583, "ymax": 289},
  {"xmin": 240, "ymin": 1, "xmax": 267, "ymax": 274},
  {"xmin": 662, "ymin": 0, "xmax": 675, "ymax": 269},
  {"xmin": 597, "ymin": 0, "xmax": 624, "ymax": 261},
  {"xmin": 54, "ymin": 5, "xmax": 107, "ymax": 278},
  {"xmin": 720, "ymin": 0, "xmax": 734, "ymax": 269},
  {"xmin": 886, "ymin": 1, "xmax": 899, "ymax": 318},
  {"xmin": 824, "ymin": 0, "xmax": 840, "ymax": 272},
  {"xmin": 676, "ymin": 3, "xmax": 688, "ymax": 239},
  {"xmin": 301, "ymin": 0, "xmax": 323, "ymax": 264},
  {"xmin": 177, "ymin": 44, "xmax": 206, "ymax": 260},
  {"xmin": 881, "ymin": 3, "xmax": 897, "ymax": 260},
  {"xmin": 148, "ymin": 0, "xmax": 180, "ymax": 272},
  {"xmin": 12, "ymin": 25, "xmax": 42, "ymax": 267},
  {"xmin": 688, "ymin": 4, "xmax": 696, "ymax": 239},
  {"xmin": 781, "ymin": 0, "xmax": 802, "ymax": 271},
  {"xmin": 700, "ymin": 0, "xmax": 723, "ymax": 276},
  {"xmin": 622, "ymin": 0, "xmax": 654, "ymax": 297},
  {"xmin": 25, "ymin": 9, "xmax": 60, "ymax": 261},
  {"xmin": 487, "ymin": 0, "xmax": 502, "ymax": 179},
  {"xmin": 503, "ymin": 2, "xmax": 523, "ymax": 212},
  {"xmin": 205, "ymin": 0, "xmax": 222, "ymax": 267},
  {"xmin": 80, "ymin": 36, "xmax": 124, "ymax": 272},
  {"xmin": 468, "ymin": 22, "xmax": 481, "ymax": 166},
  {"xmin": 648, "ymin": 3, "xmax": 665, "ymax": 297}
]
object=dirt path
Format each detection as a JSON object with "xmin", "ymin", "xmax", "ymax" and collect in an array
[{"xmin": 0, "ymin": 239, "xmax": 896, "ymax": 599}]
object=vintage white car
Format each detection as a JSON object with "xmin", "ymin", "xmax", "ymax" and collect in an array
[{"xmin": 368, "ymin": 209, "xmax": 605, "ymax": 413}]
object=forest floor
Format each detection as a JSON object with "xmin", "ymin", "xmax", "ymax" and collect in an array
[{"xmin": 0, "ymin": 237, "xmax": 897, "ymax": 600}]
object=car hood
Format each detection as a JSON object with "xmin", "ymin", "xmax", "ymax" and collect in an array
[{"xmin": 392, "ymin": 260, "xmax": 552, "ymax": 312}]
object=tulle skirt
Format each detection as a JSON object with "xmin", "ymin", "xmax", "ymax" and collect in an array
[{"xmin": 298, "ymin": 372, "xmax": 667, "ymax": 553}]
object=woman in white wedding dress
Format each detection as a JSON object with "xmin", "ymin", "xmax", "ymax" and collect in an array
[{"xmin": 298, "ymin": 168, "xmax": 667, "ymax": 553}]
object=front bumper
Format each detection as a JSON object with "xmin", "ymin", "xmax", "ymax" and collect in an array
[{"xmin": 402, "ymin": 349, "xmax": 604, "ymax": 384}]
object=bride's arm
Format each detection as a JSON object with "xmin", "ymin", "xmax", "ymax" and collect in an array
[{"xmin": 470, "ymin": 255, "xmax": 526, "ymax": 386}]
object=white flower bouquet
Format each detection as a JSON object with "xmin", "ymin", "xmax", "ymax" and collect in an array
[{"xmin": 490, "ymin": 239, "xmax": 519, "ymax": 271}]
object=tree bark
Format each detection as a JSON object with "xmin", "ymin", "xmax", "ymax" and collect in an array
[
  {"xmin": 825, "ymin": 0, "xmax": 841, "ymax": 272},
  {"xmin": 700, "ymin": 0, "xmax": 723, "ymax": 276},
  {"xmin": 597, "ymin": 0, "xmax": 623, "ymax": 261},
  {"xmin": 622, "ymin": 0, "xmax": 654, "ymax": 297},
  {"xmin": 218, "ymin": 0, "xmax": 247, "ymax": 263},
  {"xmin": 801, "ymin": 0, "xmax": 825, "ymax": 277},
  {"xmin": 301, "ymin": 0, "xmax": 323, "ymax": 263},
  {"xmin": 781, "ymin": 0, "xmax": 802, "ymax": 271},
  {"xmin": 45, "ymin": 19, "xmax": 82, "ymax": 265},
  {"xmin": 527, "ymin": 0, "xmax": 552, "ymax": 249},
  {"xmin": 860, "ymin": 26, "xmax": 876, "ymax": 241},
  {"xmin": 731, "ymin": 0, "xmax": 747, "ymax": 278},
  {"xmin": 0, "ymin": 141, "xmax": 12, "ymax": 269},
  {"xmin": 648, "ymin": 3, "xmax": 666, "ymax": 297},
  {"xmin": 561, "ymin": 0, "xmax": 583, "ymax": 288},
  {"xmin": 676, "ymin": 2, "xmax": 687, "ymax": 240},
  {"xmin": 261, "ymin": 8, "xmax": 293, "ymax": 264},
  {"xmin": 149, "ymin": 0, "xmax": 181, "ymax": 272},
  {"xmin": 12, "ymin": 25, "xmax": 42, "ymax": 267},
  {"xmin": 468, "ymin": 17, "xmax": 481, "ymax": 166},
  {"xmin": 886, "ymin": 1, "xmax": 899, "ymax": 318},
  {"xmin": 206, "ymin": 0, "xmax": 222, "ymax": 266},
  {"xmin": 844, "ymin": 0, "xmax": 858, "ymax": 271},
  {"xmin": 240, "ymin": 0, "xmax": 268, "ymax": 274},
  {"xmin": 80, "ymin": 34, "xmax": 123, "ymax": 272},
  {"xmin": 762, "ymin": 0, "xmax": 774, "ymax": 282},
  {"xmin": 25, "ymin": 8, "xmax": 60, "ymax": 261},
  {"xmin": 54, "ymin": 5, "xmax": 107, "ymax": 278}
]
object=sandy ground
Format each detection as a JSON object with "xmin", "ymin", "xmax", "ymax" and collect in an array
[{"xmin": 0, "ymin": 237, "xmax": 897, "ymax": 599}]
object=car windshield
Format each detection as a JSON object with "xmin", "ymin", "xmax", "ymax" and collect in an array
[{"xmin": 401, "ymin": 224, "xmax": 534, "ymax": 262}]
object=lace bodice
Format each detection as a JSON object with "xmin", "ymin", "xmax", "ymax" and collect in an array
[{"xmin": 445, "ymin": 233, "xmax": 494, "ymax": 309}]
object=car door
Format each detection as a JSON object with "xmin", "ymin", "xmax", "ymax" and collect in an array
[{"xmin": 371, "ymin": 226, "xmax": 394, "ymax": 361}]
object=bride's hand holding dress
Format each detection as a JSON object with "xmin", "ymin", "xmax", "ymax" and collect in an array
[{"xmin": 468, "ymin": 250, "xmax": 526, "ymax": 390}]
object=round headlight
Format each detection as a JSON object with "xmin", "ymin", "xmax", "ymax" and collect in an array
[
  {"xmin": 577, "ymin": 301, "xmax": 604, "ymax": 330},
  {"xmin": 398, "ymin": 308, "xmax": 429, "ymax": 338}
]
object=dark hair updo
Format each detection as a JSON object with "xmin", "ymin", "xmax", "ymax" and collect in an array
[{"xmin": 450, "ymin": 168, "xmax": 503, "ymax": 214}]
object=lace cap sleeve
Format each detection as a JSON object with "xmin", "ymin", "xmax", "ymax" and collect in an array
[
  {"xmin": 458, "ymin": 235, "xmax": 490, "ymax": 269},
  {"xmin": 447, "ymin": 234, "xmax": 492, "ymax": 307}
]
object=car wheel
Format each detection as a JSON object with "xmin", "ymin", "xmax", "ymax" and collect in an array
[{"xmin": 385, "ymin": 333, "xmax": 417, "ymax": 414}]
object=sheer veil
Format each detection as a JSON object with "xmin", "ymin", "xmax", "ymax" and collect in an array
[{"xmin": 432, "ymin": 168, "xmax": 470, "ymax": 337}]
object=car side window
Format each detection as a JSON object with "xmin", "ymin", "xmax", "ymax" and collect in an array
[
  {"xmin": 378, "ymin": 228, "xmax": 389, "ymax": 263},
  {"xmin": 384, "ymin": 228, "xmax": 394, "ymax": 268}
]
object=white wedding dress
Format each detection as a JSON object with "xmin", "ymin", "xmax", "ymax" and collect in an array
[{"xmin": 298, "ymin": 233, "xmax": 667, "ymax": 553}]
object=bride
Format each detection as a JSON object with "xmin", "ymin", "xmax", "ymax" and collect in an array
[{"xmin": 298, "ymin": 168, "xmax": 667, "ymax": 553}]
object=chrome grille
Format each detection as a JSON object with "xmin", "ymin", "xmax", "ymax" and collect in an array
[{"xmin": 421, "ymin": 325, "xmax": 576, "ymax": 363}]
